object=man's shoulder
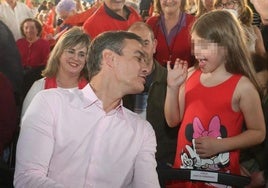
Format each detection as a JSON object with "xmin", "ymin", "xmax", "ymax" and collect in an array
[
  {"xmin": 122, "ymin": 107, "xmax": 154, "ymax": 132},
  {"xmin": 84, "ymin": 5, "xmax": 105, "ymax": 22},
  {"xmin": 123, "ymin": 107, "xmax": 148, "ymax": 123},
  {"xmin": 153, "ymin": 60, "xmax": 167, "ymax": 81}
]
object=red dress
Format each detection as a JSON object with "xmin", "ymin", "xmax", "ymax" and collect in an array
[{"xmin": 171, "ymin": 70, "xmax": 243, "ymax": 188}]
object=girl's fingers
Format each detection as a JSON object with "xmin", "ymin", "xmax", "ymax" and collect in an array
[{"xmin": 167, "ymin": 61, "xmax": 171, "ymax": 71}]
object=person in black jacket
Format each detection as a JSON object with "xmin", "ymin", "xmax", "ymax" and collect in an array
[
  {"xmin": 124, "ymin": 22, "xmax": 178, "ymax": 166},
  {"xmin": 0, "ymin": 21, "xmax": 23, "ymax": 98}
]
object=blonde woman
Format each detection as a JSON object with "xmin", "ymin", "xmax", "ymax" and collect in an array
[{"xmin": 21, "ymin": 27, "xmax": 90, "ymax": 117}]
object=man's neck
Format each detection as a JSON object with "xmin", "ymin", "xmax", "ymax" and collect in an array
[
  {"xmin": 104, "ymin": 3, "xmax": 129, "ymax": 20},
  {"xmin": 90, "ymin": 77, "xmax": 122, "ymax": 113}
]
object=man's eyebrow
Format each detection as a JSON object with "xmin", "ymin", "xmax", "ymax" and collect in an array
[
  {"xmin": 143, "ymin": 39, "xmax": 150, "ymax": 43},
  {"xmin": 135, "ymin": 50, "xmax": 146, "ymax": 58}
]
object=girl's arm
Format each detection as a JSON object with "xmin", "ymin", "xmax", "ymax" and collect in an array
[{"xmin": 164, "ymin": 59, "xmax": 188, "ymax": 127}]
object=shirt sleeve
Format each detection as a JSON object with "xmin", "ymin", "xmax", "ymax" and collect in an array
[
  {"xmin": 14, "ymin": 91, "xmax": 65, "ymax": 188},
  {"xmin": 21, "ymin": 79, "xmax": 44, "ymax": 118},
  {"xmin": 132, "ymin": 121, "xmax": 161, "ymax": 188}
]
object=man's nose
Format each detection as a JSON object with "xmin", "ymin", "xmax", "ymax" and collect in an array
[{"xmin": 141, "ymin": 62, "xmax": 150, "ymax": 76}]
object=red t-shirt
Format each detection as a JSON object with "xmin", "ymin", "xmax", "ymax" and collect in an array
[{"xmin": 83, "ymin": 4, "xmax": 141, "ymax": 39}]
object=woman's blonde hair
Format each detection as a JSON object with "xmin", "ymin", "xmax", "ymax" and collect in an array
[{"xmin": 42, "ymin": 27, "xmax": 91, "ymax": 79}]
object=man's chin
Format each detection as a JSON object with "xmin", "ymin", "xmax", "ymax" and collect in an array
[{"xmin": 129, "ymin": 86, "xmax": 145, "ymax": 95}]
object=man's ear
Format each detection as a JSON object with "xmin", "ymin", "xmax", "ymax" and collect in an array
[
  {"xmin": 153, "ymin": 39, "xmax": 157, "ymax": 54},
  {"xmin": 102, "ymin": 49, "xmax": 114, "ymax": 67}
]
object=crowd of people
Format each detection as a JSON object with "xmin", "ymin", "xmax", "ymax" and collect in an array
[{"xmin": 0, "ymin": 0, "xmax": 268, "ymax": 187}]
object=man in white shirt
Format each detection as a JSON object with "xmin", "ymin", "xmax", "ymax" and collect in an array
[
  {"xmin": 0, "ymin": 0, "xmax": 34, "ymax": 40},
  {"xmin": 14, "ymin": 31, "xmax": 160, "ymax": 188}
]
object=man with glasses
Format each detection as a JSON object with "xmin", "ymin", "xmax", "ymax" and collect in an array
[
  {"xmin": 14, "ymin": 31, "xmax": 160, "ymax": 188},
  {"xmin": 215, "ymin": 0, "xmax": 238, "ymax": 8}
]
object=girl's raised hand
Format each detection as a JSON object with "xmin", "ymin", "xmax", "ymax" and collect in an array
[{"xmin": 167, "ymin": 58, "xmax": 188, "ymax": 90}]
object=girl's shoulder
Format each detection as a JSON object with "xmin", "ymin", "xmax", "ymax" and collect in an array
[
  {"xmin": 236, "ymin": 75, "xmax": 256, "ymax": 89},
  {"xmin": 234, "ymin": 75, "xmax": 259, "ymax": 100},
  {"xmin": 187, "ymin": 67, "xmax": 198, "ymax": 79}
]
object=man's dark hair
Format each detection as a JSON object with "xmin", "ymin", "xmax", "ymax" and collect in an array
[{"xmin": 87, "ymin": 31, "xmax": 144, "ymax": 80}]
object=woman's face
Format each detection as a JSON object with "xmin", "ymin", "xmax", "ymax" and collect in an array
[
  {"xmin": 215, "ymin": 0, "xmax": 240, "ymax": 17},
  {"xmin": 201, "ymin": 0, "xmax": 214, "ymax": 11},
  {"xmin": 23, "ymin": 21, "xmax": 39, "ymax": 40},
  {"xmin": 215, "ymin": 0, "xmax": 239, "ymax": 10},
  {"xmin": 58, "ymin": 43, "xmax": 87, "ymax": 77},
  {"xmin": 160, "ymin": 0, "xmax": 181, "ymax": 14}
]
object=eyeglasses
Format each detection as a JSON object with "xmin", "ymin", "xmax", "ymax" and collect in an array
[
  {"xmin": 215, "ymin": 1, "xmax": 237, "ymax": 9},
  {"xmin": 64, "ymin": 49, "xmax": 87, "ymax": 61}
]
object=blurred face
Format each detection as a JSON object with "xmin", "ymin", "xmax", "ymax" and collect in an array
[
  {"xmin": 201, "ymin": 0, "xmax": 214, "ymax": 11},
  {"xmin": 215, "ymin": 0, "xmax": 238, "ymax": 10},
  {"xmin": 160, "ymin": 0, "xmax": 181, "ymax": 14},
  {"xmin": 191, "ymin": 31, "xmax": 226, "ymax": 73},
  {"xmin": 129, "ymin": 27, "xmax": 157, "ymax": 76},
  {"xmin": 113, "ymin": 39, "xmax": 147, "ymax": 94},
  {"xmin": 23, "ymin": 21, "xmax": 39, "ymax": 40},
  {"xmin": 59, "ymin": 43, "xmax": 87, "ymax": 77},
  {"xmin": 104, "ymin": 0, "xmax": 126, "ymax": 14},
  {"xmin": 58, "ymin": 10, "xmax": 75, "ymax": 20}
]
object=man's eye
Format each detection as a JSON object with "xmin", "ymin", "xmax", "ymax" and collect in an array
[
  {"xmin": 143, "ymin": 41, "xmax": 149, "ymax": 46},
  {"xmin": 135, "ymin": 56, "xmax": 143, "ymax": 62}
]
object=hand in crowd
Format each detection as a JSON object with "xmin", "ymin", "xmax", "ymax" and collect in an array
[{"xmin": 245, "ymin": 170, "xmax": 266, "ymax": 188}]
